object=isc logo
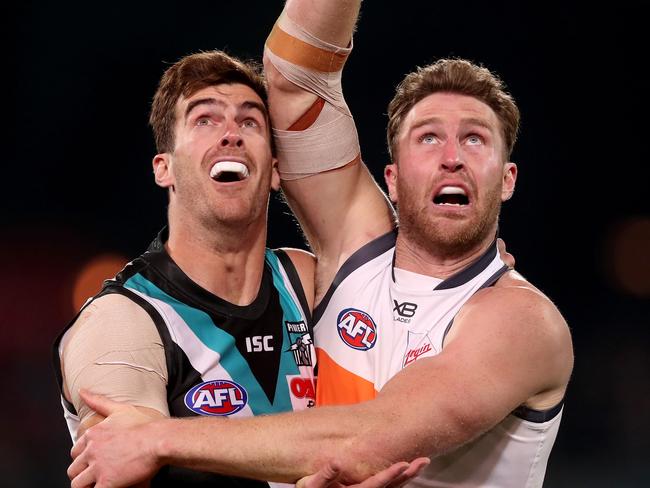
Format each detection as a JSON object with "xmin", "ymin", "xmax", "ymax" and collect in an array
[
  {"xmin": 245, "ymin": 335, "xmax": 274, "ymax": 352},
  {"xmin": 336, "ymin": 308, "xmax": 377, "ymax": 350},
  {"xmin": 184, "ymin": 380, "xmax": 248, "ymax": 416}
]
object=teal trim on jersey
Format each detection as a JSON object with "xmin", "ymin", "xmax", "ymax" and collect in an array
[
  {"xmin": 264, "ymin": 250, "xmax": 307, "ymax": 411},
  {"xmin": 124, "ymin": 272, "xmax": 283, "ymax": 415}
]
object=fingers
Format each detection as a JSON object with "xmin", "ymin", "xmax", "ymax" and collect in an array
[
  {"xmin": 69, "ymin": 463, "xmax": 96, "ymax": 488},
  {"xmin": 79, "ymin": 389, "xmax": 126, "ymax": 417},
  {"xmin": 68, "ymin": 452, "xmax": 87, "ymax": 480},
  {"xmin": 496, "ymin": 238, "xmax": 507, "ymax": 256},
  {"xmin": 384, "ymin": 458, "xmax": 430, "ymax": 488},
  {"xmin": 403, "ymin": 457, "xmax": 429, "ymax": 477},
  {"xmin": 70, "ymin": 433, "xmax": 87, "ymax": 460},
  {"xmin": 298, "ymin": 458, "xmax": 428, "ymax": 488},
  {"xmin": 354, "ymin": 462, "xmax": 408, "ymax": 488},
  {"xmin": 496, "ymin": 238, "xmax": 515, "ymax": 268},
  {"xmin": 296, "ymin": 462, "xmax": 342, "ymax": 488},
  {"xmin": 67, "ymin": 450, "xmax": 86, "ymax": 480}
]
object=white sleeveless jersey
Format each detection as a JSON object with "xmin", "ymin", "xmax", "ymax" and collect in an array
[{"xmin": 314, "ymin": 232, "xmax": 563, "ymax": 488}]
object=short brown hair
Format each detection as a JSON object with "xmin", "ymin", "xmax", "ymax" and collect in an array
[
  {"xmin": 149, "ymin": 50, "xmax": 273, "ymax": 154},
  {"xmin": 387, "ymin": 58, "xmax": 520, "ymax": 160}
]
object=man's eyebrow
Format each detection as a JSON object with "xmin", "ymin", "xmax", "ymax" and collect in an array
[
  {"xmin": 409, "ymin": 116, "xmax": 495, "ymax": 133},
  {"xmin": 183, "ymin": 98, "xmax": 268, "ymax": 121},
  {"xmin": 461, "ymin": 117, "xmax": 495, "ymax": 131},
  {"xmin": 409, "ymin": 116, "xmax": 443, "ymax": 132},
  {"xmin": 241, "ymin": 100, "xmax": 268, "ymax": 119},
  {"xmin": 184, "ymin": 98, "xmax": 224, "ymax": 120}
]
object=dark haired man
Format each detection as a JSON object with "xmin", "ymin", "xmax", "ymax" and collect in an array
[{"xmin": 54, "ymin": 51, "xmax": 319, "ymax": 486}]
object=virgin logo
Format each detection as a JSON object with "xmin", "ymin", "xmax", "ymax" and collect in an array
[{"xmin": 403, "ymin": 343, "xmax": 433, "ymax": 367}]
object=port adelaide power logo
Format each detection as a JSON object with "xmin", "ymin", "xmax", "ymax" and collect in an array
[
  {"xmin": 337, "ymin": 308, "xmax": 377, "ymax": 350},
  {"xmin": 184, "ymin": 380, "xmax": 248, "ymax": 416},
  {"xmin": 285, "ymin": 320, "xmax": 313, "ymax": 367}
]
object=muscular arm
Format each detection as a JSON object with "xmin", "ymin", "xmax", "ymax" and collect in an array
[
  {"xmin": 73, "ymin": 281, "xmax": 572, "ymax": 485},
  {"xmin": 265, "ymin": 0, "xmax": 394, "ymax": 300}
]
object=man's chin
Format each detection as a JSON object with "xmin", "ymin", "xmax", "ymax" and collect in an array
[
  {"xmin": 402, "ymin": 217, "xmax": 493, "ymax": 259},
  {"xmin": 206, "ymin": 203, "xmax": 267, "ymax": 229},
  {"xmin": 208, "ymin": 212, "xmax": 254, "ymax": 228}
]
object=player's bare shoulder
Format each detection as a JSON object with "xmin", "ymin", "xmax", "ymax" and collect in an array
[
  {"xmin": 448, "ymin": 269, "xmax": 573, "ymax": 403},
  {"xmin": 469, "ymin": 269, "xmax": 571, "ymax": 344},
  {"xmin": 65, "ymin": 293, "xmax": 157, "ymax": 348},
  {"xmin": 495, "ymin": 270, "xmax": 569, "ymax": 333}
]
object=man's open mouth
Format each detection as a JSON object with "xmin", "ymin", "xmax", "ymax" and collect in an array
[
  {"xmin": 209, "ymin": 161, "xmax": 250, "ymax": 182},
  {"xmin": 433, "ymin": 186, "xmax": 469, "ymax": 206}
]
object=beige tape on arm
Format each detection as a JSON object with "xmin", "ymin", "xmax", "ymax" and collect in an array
[
  {"xmin": 61, "ymin": 293, "xmax": 169, "ymax": 423},
  {"xmin": 265, "ymin": 11, "xmax": 361, "ymax": 180},
  {"xmin": 273, "ymin": 103, "xmax": 361, "ymax": 180}
]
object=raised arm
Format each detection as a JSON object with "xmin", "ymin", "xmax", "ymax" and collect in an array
[{"xmin": 264, "ymin": 0, "xmax": 395, "ymax": 300}]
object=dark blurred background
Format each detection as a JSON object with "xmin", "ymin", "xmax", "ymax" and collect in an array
[{"xmin": 4, "ymin": 0, "xmax": 649, "ymax": 486}]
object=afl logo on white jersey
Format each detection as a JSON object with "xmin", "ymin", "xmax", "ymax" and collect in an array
[
  {"xmin": 336, "ymin": 308, "xmax": 377, "ymax": 350},
  {"xmin": 184, "ymin": 380, "xmax": 248, "ymax": 416}
]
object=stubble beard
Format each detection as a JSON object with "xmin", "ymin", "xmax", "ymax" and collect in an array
[
  {"xmin": 172, "ymin": 159, "xmax": 270, "ymax": 235},
  {"xmin": 397, "ymin": 179, "xmax": 503, "ymax": 260}
]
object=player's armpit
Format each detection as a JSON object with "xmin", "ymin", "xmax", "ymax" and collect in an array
[{"xmin": 281, "ymin": 247, "xmax": 316, "ymax": 311}]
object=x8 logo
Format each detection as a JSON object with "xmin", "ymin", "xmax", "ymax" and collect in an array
[{"xmin": 393, "ymin": 300, "xmax": 418, "ymax": 318}]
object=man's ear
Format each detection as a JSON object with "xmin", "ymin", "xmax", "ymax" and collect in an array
[
  {"xmin": 501, "ymin": 162, "xmax": 517, "ymax": 201},
  {"xmin": 153, "ymin": 153, "xmax": 175, "ymax": 189},
  {"xmin": 384, "ymin": 163, "xmax": 398, "ymax": 204},
  {"xmin": 270, "ymin": 157, "xmax": 280, "ymax": 191}
]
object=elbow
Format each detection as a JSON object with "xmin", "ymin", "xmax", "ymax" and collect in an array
[
  {"xmin": 263, "ymin": 56, "xmax": 301, "ymax": 96},
  {"xmin": 335, "ymin": 436, "xmax": 395, "ymax": 482},
  {"xmin": 333, "ymin": 413, "xmax": 424, "ymax": 482}
]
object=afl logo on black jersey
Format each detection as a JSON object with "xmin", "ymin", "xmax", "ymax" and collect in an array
[
  {"xmin": 336, "ymin": 308, "xmax": 377, "ymax": 350},
  {"xmin": 184, "ymin": 380, "xmax": 248, "ymax": 416}
]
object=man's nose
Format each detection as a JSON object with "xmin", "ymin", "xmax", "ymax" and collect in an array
[
  {"xmin": 441, "ymin": 141, "xmax": 464, "ymax": 172},
  {"xmin": 220, "ymin": 122, "xmax": 244, "ymax": 148}
]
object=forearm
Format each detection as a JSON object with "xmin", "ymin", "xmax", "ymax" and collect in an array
[
  {"xmin": 265, "ymin": 0, "xmax": 360, "ymax": 129},
  {"xmin": 153, "ymin": 402, "xmax": 403, "ymax": 483},
  {"xmin": 285, "ymin": 0, "xmax": 361, "ymax": 47}
]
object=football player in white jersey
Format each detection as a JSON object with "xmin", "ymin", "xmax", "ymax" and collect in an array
[{"xmin": 68, "ymin": 0, "xmax": 573, "ymax": 487}]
